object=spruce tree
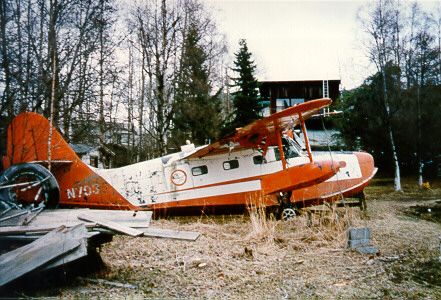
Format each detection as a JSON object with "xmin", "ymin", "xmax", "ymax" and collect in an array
[
  {"xmin": 172, "ymin": 24, "xmax": 221, "ymax": 147},
  {"xmin": 229, "ymin": 39, "xmax": 261, "ymax": 131}
]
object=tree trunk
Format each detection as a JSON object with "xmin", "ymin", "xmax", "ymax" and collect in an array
[
  {"xmin": 48, "ymin": 52, "xmax": 56, "ymax": 172},
  {"xmin": 0, "ymin": 0, "xmax": 13, "ymax": 117},
  {"xmin": 382, "ymin": 68, "xmax": 402, "ymax": 192},
  {"xmin": 389, "ymin": 126, "xmax": 402, "ymax": 191},
  {"xmin": 417, "ymin": 82, "xmax": 423, "ymax": 187},
  {"xmin": 137, "ymin": 51, "xmax": 146, "ymax": 162},
  {"xmin": 99, "ymin": 0, "xmax": 105, "ymax": 153}
]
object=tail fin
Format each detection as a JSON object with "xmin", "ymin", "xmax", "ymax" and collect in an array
[
  {"xmin": 2, "ymin": 112, "xmax": 138, "ymax": 210},
  {"xmin": 3, "ymin": 112, "xmax": 78, "ymax": 167}
]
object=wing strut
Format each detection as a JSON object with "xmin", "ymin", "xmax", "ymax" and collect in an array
[
  {"xmin": 274, "ymin": 120, "xmax": 287, "ymax": 170},
  {"xmin": 299, "ymin": 112, "xmax": 313, "ymax": 163}
]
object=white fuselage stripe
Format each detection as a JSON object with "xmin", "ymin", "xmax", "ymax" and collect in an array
[{"xmin": 150, "ymin": 180, "xmax": 262, "ymax": 204}]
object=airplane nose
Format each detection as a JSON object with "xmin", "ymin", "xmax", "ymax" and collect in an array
[
  {"xmin": 354, "ymin": 151, "xmax": 376, "ymax": 176},
  {"xmin": 310, "ymin": 159, "xmax": 340, "ymax": 184},
  {"xmin": 261, "ymin": 159, "xmax": 340, "ymax": 195},
  {"xmin": 335, "ymin": 160, "xmax": 342, "ymax": 172}
]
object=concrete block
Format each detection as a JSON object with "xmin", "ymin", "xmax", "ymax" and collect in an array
[
  {"xmin": 356, "ymin": 246, "xmax": 379, "ymax": 255},
  {"xmin": 348, "ymin": 227, "xmax": 371, "ymax": 241},
  {"xmin": 348, "ymin": 239, "xmax": 370, "ymax": 248},
  {"xmin": 347, "ymin": 227, "xmax": 372, "ymax": 249}
]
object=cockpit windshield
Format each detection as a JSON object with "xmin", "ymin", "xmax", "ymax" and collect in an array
[{"xmin": 282, "ymin": 135, "xmax": 303, "ymax": 159}]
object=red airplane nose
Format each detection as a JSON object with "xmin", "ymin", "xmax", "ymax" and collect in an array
[
  {"xmin": 262, "ymin": 159, "xmax": 340, "ymax": 195},
  {"xmin": 354, "ymin": 151, "xmax": 376, "ymax": 177}
]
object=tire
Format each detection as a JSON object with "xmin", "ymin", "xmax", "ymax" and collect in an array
[
  {"xmin": 277, "ymin": 191, "xmax": 297, "ymax": 220},
  {"xmin": 281, "ymin": 207, "xmax": 296, "ymax": 221},
  {"xmin": 0, "ymin": 163, "xmax": 60, "ymax": 208}
]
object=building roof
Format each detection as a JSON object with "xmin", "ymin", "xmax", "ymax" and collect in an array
[
  {"xmin": 69, "ymin": 143, "xmax": 95, "ymax": 155},
  {"xmin": 259, "ymin": 79, "xmax": 341, "ymax": 84}
]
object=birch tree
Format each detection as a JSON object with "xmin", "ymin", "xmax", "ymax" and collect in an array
[
  {"xmin": 403, "ymin": 3, "xmax": 439, "ymax": 186},
  {"xmin": 359, "ymin": 0, "xmax": 402, "ymax": 191}
]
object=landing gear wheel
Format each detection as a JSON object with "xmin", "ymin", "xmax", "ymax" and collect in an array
[
  {"xmin": 277, "ymin": 191, "xmax": 296, "ymax": 220},
  {"xmin": 0, "ymin": 163, "xmax": 60, "ymax": 209},
  {"xmin": 281, "ymin": 207, "xmax": 296, "ymax": 221}
]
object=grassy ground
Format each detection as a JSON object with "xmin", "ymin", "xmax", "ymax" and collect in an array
[{"xmin": 4, "ymin": 178, "xmax": 441, "ymax": 298}]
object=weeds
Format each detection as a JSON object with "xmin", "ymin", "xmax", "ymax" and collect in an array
[
  {"xmin": 245, "ymin": 192, "xmax": 364, "ymax": 250},
  {"xmin": 247, "ymin": 204, "xmax": 277, "ymax": 244}
]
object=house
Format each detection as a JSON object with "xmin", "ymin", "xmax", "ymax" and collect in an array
[
  {"xmin": 70, "ymin": 143, "xmax": 102, "ymax": 168},
  {"xmin": 259, "ymin": 79, "xmax": 341, "ymax": 115},
  {"xmin": 259, "ymin": 79, "xmax": 341, "ymax": 149},
  {"xmin": 70, "ymin": 119, "xmax": 136, "ymax": 168}
]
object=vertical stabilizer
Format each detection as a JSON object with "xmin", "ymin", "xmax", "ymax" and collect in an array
[{"xmin": 2, "ymin": 112, "xmax": 138, "ymax": 210}]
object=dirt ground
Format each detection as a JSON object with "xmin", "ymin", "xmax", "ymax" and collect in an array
[{"xmin": 4, "ymin": 178, "xmax": 441, "ymax": 299}]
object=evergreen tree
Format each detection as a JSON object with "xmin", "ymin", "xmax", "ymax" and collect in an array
[
  {"xmin": 228, "ymin": 39, "xmax": 260, "ymax": 131},
  {"xmin": 172, "ymin": 23, "xmax": 222, "ymax": 147}
]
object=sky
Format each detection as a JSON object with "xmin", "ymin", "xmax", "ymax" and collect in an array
[
  {"xmin": 206, "ymin": 0, "xmax": 438, "ymax": 90},
  {"xmin": 206, "ymin": 0, "xmax": 370, "ymax": 90}
]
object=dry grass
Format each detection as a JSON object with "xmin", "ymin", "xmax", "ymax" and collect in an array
[
  {"xmin": 9, "ymin": 178, "xmax": 441, "ymax": 298},
  {"xmin": 246, "ymin": 194, "xmax": 278, "ymax": 244}
]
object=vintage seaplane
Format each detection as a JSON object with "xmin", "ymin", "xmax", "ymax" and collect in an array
[{"xmin": 0, "ymin": 98, "xmax": 377, "ymax": 218}]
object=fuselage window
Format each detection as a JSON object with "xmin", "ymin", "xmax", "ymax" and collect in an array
[
  {"xmin": 253, "ymin": 155, "xmax": 264, "ymax": 165},
  {"xmin": 192, "ymin": 165, "xmax": 208, "ymax": 176},
  {"xmin": 223, "ymin": 159, "xmax": 239, "ymax": 170}
]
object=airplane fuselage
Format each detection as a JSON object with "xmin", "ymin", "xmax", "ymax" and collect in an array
[
  {"xmin": 94, "ymin": 144, "xmax": 311, "ymax": 210},
  {"xmin": 2, "ymin": 99, "xmax": 377, "ymax": 213}
]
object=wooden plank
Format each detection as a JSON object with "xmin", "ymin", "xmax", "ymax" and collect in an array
[
  {"xmin": 0, "ymin": 226, "xmax": 65, "ymax": 264},
  {"xmin": 77, "ymin": 214, "xmax": 143, "ymax": 237},
  {"xmin": 27, "ymin": 209, "xmax": 93, "ymax": 227},
  {"xmin": 29, "ymin": 209, "xmax": 152, "ymax": 228},
  {"xmin": 94, "ymin": 210, "xmax": 152, "ymax": 228},
  {"xmin": 140, "ymin": 227, "xmax": 200, "ymax": 241},
  {"xmin": 43, "ymin": 224, "xmax": 89, "ymax": 270},
  {"xmin": 0, "ymin": 209, "xmax": 27, "ymax": 227},
  {"xmin": 0, "ymin": 223, "xmax": 96, "ymax": 235},
  {"xmin": 0, "ymin": 208, "xmax": 42, "ymax": 227},
  {"xmin": 0, "ymin": 226, "xmax": 81, "ymax": 286},
  {"xmin": 0, "ymin": 210, "xmax": 28, "ymax": 223},
  {"xmin": 0, "ymin": 228, "xmax": 100, "ymax": 242},
  {"xmin": 21, "ymin": 207, "xmax": 44, "ymax": 225},
  {"xmin": 0, "ymin": 207, "xmax": 12, "ymax": 217}
]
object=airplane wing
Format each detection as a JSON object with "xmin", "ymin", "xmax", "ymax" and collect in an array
[{"xmin": 185, "ymin": 98, "xmax": 332, "ymax": 159}]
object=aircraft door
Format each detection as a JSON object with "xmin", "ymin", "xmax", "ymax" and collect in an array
[
  {"xmin": 148, "ymin": 170, "xmax": 164, "ymax": 204},
  {"xmin": 164, "ymin": 163, "xmax": 193, "ymax": 192}
]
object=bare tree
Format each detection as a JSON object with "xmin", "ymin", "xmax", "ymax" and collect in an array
[
  {"xmin": 403, "ymin": 2, "xmax": 438, "ymax": 186},
  {"xmin": 127, "ymin": 0, "xmax": 226, "ymax": 158},
  {"xmin": 1, "ymin": 0, "xmax": 226, "ymax": 165},
  {"xmin": 0, "ymin": 0, "xmax": 120, "ymax": 136},
  {"xmin": 435, "ymin": 3, "xmax": 441, "ymax": 84},
  {"xmin": 0, "ymin": 0, "xmax": 14, "ymax": 118},
  {"xmin": 129, "ymin": 0, "xmax": 182, "ymax": 157},
  {"xmin": 358, "ymin": 0, "xmax": 402, "ymax": 191}
]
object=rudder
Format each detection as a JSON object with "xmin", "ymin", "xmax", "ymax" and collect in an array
[{"xmin": 2, "ymin": 112, "xmax": 138, "ymax": 210}]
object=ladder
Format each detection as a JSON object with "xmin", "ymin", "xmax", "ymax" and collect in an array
[
  {"xmin": 322, "ymin": 80, "xmax": 330, "ymax": 116},
  {"xmin": 322, "ymin": 80, "xmax": 329, "ymax": 98}
]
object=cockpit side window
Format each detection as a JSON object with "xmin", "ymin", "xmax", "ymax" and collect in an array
[
  {"xmin": 223, "ymin": 159, "xmax": 239, "ymax": 170},
  {"xmin": 282, "ymin": 136, "xmax": 302, "ymax": 159},
  {"xmin": 192, "ymin": 165, "xmax": 208, "ymax": 176},
  {"xmin": 253, "ymin": 155, "xmax": 264, "ymax": 165}
]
